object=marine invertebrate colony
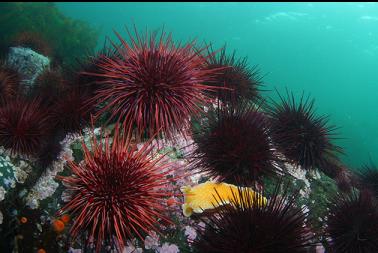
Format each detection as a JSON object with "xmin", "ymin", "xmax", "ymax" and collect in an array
[
  {"xmin": 326, "ymin": 191, "xmax": 378, "ymax": 253},
  {"xmin": 0, "ymin": 98, "xmax": 51, "ymax": 156},
  {"xmin": 203, "ymin": 46, "xmax": 262, "ymax": 104},
  {"xmin": 58, "ymin": 125, "xmax": 176, "ymax": 252},
  {"xmin": 191, "ymin": 103, "xmax": 281, "ymax": 184},
  {"xmin": 193, "ymin": 181, "xmax": 314, "ymax": 252},
  {"xmin": 0, "ymin": 7, "xmax": 365, "ymax": 252},
  {"xmin": 84, "ymin": 28, "xmax": 220, "ymax": 140},
  {"xmin": 267, "ymin": 90, "xmax": 342, "ymax": 170}
]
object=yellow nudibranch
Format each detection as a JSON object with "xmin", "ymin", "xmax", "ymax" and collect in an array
[{"xmin": 180, "ymin": 181, "xmax": 267, "ymax": 217}]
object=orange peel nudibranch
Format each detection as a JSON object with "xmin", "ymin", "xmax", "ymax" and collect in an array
[{"xmin": 180, "ymin": 181, "xmax": 267, "ymax": 217}]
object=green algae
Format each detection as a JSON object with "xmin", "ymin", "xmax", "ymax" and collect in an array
[{"xmin": 0, "ymin": 2, "xmax": 99, "ymax": 66}]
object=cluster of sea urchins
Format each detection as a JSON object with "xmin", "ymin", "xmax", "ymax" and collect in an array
[
  {"xmin": 3, "ymin": 25, "xmax": 374, "ymax": 253},
  {"xmin": 83, "ymin": 28, "xmax": 221, "ymax": 141},
  {"xmin": 0, "ymin": 71, "xmax": 92, "ymax": 164},
  {"xmin": 191, "ymin": 102, "xmax": 282, "ymax": 185},
  {"xmin": 193, "ymin": 180, "xmax": 314, "ymax": 253},
  {"xmin": 0, "ymin": 30, "xmax": 109, "ymax": 165},
  {"xmin": 57, "ymin": 125, "xmax": 175, "ymax": 252}
]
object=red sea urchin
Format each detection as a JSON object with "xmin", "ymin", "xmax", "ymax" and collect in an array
[
  {"xmin": 71, "ymin": 43, "xmax": 118, "ymax": 97},
  {"xmin": 0, "ymin": 64, "xmax": 20, "ymax": 104},
  {"xmin": 203, "ymin": 46, "xmax": 263, "ymax": 104},
  {"xmin": 191, "ymin": 102, "xmax": 282, "ymax": 184},
  {"xmin": 31, "ymin": 68, "xmax": 65, "ymax": 104},
  {"xmin": 49, "ymin": 86, "xmax": 92, "ymax": 134},
  {"xmin": 63, "ymin": 45, "xmax": 120, "ymax": 124},
  {"xmin": 193, "ymin": 180, "xmax": 314, "ymax": 252},
  {"xmin": 267, "ymin": 90, "xmax": 342, "ymax": 171},
  {"xmin": 57, "ymin": 125, "xmax": 176, "ymax": 252},
  {"xmin": 84, "ymin": 27, "xmax": 220, "ymax": 140},
  {"xmin": 0, "ymin": 97, "xmax": 51, "ymax": 156},
  {"xmin": 326, "ymin": 190, "xmax": 378, "ymax": 253}
]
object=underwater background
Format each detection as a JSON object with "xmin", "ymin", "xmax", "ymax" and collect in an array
[
  {"xmin": 56, "ymin": 2, "xmax": 378, "ymax": 169},
  {"xmin": 1, "ymin": 2, "xmax": 378, "ymax": 253}
]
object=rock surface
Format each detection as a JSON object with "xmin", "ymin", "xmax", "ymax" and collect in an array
[{"xmin": 6, "ymin": 46, "xmax": 50, "ymax": 91}]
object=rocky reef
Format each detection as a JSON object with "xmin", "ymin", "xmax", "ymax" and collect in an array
[{"xmin": 0, "ymin": 5, "xmax": 377, "ymax": 253}]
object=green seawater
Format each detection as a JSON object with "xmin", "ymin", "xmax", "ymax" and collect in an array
[{"xmin": 56, "ymin": 2, "xmax": 378, "ymax": 169}]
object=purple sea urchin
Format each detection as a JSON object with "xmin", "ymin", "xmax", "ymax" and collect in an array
[
  {"xmin": 356, "ymin": 162, "xmax": 378, "ymax": 199},
  {"xmin": 193, "ymin": 180, "xmax": 314, "ymax": 252},
  {"xmin": 267, "ymin": 90, "xmax": 342, "ymax": 171},
  {"xmin": 326, "ymin": 190, "xmax": 378, "ymax": 253},
  {"xmin": 204, "ymin": 46, "xmax": 263, "ymax": 104},
  {"xmin": 191, "ymin": 102, "xmax": 281, "ymax": 184}
]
